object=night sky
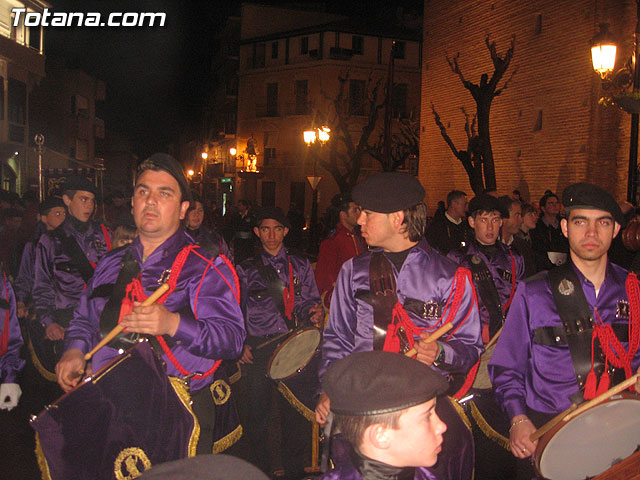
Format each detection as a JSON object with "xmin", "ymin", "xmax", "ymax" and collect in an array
[{"xmin": 44, "ymin": 0, "xmax": 423, "ymax": 157}]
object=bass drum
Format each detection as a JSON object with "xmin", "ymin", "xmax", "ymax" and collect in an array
[{"xmin": 534, "ymin": 393, "xmax": 640, "ymax": 480}]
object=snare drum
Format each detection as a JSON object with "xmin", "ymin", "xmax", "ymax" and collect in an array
[
  {"xmin": 31, "ymin": 341, "xmax": 197, "ymax": 480},
  {"xmin": 534, "ymin": 393, "xmax": 640, "ymax": 480},
  {"xmin": 267, "ymin": 327, "xmax": 321, "ymax": 381}
]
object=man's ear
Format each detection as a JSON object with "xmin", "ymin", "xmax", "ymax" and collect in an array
[
  {"xmin": 253, "ymin": 226, "xmax": 260, "ymax": 237},
  {"xmin": 62, "ymin": 194, "xmax": 72, "ymax": 207},
  {"xmin": 560, "ymin": 217, "xmax": 568, "ymax": 238},
  {"xmin": 613, "ymin": 221, "xmax": 621, "ymax": 239},
  {"xmin": 179, "ymin": 201, "xmax": 190, "ymax": 220},
  {"xmin": 468, "ymin": 215, "xmax": 475, "ymax": 229},
  {"xmin": 283, "ymin": 227, "xmax": 289, "ymax": 237},
  {"xmin": 390, "ymin": 211, "xmax": 404, "ymax": 229}
]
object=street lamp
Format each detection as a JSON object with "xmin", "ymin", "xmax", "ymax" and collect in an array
[
  {"xmin": 591, "ymin": 7, "xmax": 640, "ymax": 205},
  {"xmin": 303, "ymin": 126, "xmax": 331, "ymax": 254}
]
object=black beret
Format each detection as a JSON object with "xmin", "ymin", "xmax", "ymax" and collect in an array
[
  {"xmin": 61, "ymin": 175, "xmax": 97, "ymax": 196},
  {"xmin": 139, "ymin": 454, "xmax": 269, "ymax": 479},
  {"xmin": 137, "ymin": 153, "xmax": 193, "ymax": 205},
  {"xmin": 255, "ymin": 206, "xmax": 290, "ymax": 228},
  {"xmin": 352, "ymin": 172, "xmax": 425, "ymax": 213},
  {"xmin": 468, "ymin": 194, "xmax": 508, "ymax": 217},
  {"xmin": 38, "ymin": 196, "xmax": 65, "ymax": 215},
  {"xmin": 562, "ymin": 182, "xmax": 624, "ymax": 226},
  {"xmin": 323, "ymin": 351, "xmax": 448, "ymax": 416}
]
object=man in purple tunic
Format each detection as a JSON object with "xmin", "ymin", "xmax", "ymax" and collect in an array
[
  {"xmin": 31, "ymin": 176, "xmax": 111, "ymax": 378},
  {"xmin": 316, "ymin": 172, "xmax": 481, "ymax": 480},
  {"xmin": 489, "ymin": 182, "xmax": 640, "ymax": 478},
  {"xmin": 319, "ymin": 351, "xmax": 448, "ymax": 480},
  {"xmin": 56, "ymin": 154, "xmax": 246, "ymax": 454},
  {"xmin": 0, "ymin": 269, "xmax": 24, "ymax": 411},
  {"xmin": 236, "ymin": 206, "xmax": 322, "ymax": 479}
]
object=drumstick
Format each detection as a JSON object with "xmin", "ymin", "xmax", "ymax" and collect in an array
[
  {"xmin": 404, "ymin": 322, "xmax": 453, "ymax": 357},
  {"xmin": 84, "ymin": 283, "xmax": 170, "ymax": 361},
  {"xmin": 563, "ymin": 373, "xmax": 640, "ymax": 422},
  {"xmin": 485, "ymin": 326, "xmax": 503, "ymax": 350},
  {"xmin": 255, "ymin": 329, "xmax": 294, "ymax": 350},
  {"xmin": 530, "ymin": 403, "xmax": 578, "ymax": 442}
]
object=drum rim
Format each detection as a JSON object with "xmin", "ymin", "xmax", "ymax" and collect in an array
[
  {"xmin": 534, "ymin": 392, "xmax": 640, "ymax": 478},
  {"xmin": 266, "ymin": 327, "xmax": 321, "ymax": 381}
]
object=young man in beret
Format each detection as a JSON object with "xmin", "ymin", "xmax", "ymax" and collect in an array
[
  {"xmin": 57, "ymin": 154, "xmax": 246, "ymax": 455},
  {"xmin": 236, "ymin": 206, "xmax": 322, "ymax": 479},
  {"xmin": 489, "ymin": 182, "xmax": 640, "ymax": 478},
  {"xmin": 316, "ymin": 172, "xmax": 482, "ymax": 480},
  {"xmin": 31, "ymin": 176, "xmax": 111, "ymax": 379},
  {"xmin": 319, "ymin": 351, "xmax": 448, "ymax": 480},
  {"xmin": 446, "ymin": 194, "xmax": 525, "ymax": 479}
]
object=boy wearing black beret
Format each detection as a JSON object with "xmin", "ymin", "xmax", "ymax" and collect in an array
[{"xmin": 319, "ymin": 351, "xmax": 448, "ymax": 479}]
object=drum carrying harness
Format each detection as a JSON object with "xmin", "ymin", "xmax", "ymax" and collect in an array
[
  {"xmin": 99, "ymin": 244, "xmax": 240, "ymax": 381},
  {"xmin": 0, "ymin": 271, "xmax": 11, "ymax": 356},
  {"xmin": 538, "ymin": 263, "xmax": 640, "ymax": 399},
  {"xmin": 52, "ymin": 223, "xmax": 112, "ymax": 285},
  {"xmin": 464, "ymin": 251, "xmax": 516, "ymax": 343}
]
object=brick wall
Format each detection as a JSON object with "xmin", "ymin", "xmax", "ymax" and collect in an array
[{"xmin": 420, "ymin": 0, "xmax": 635, "ymax": 212}]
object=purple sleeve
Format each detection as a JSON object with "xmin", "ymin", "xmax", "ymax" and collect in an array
[
  {"xmin": 0, "ymin": 280, "xmax": 25, "ymax": 383},
  {"xmin": 293, "ymin": 257, "xmax": 321, "ymax": 320},
  {"xmin": 488, "ymin": 282, "xmax": 531, "ymax": 420},
  {"xmin": 32, "ymin": 237, "xmax": 56, "ymax": 327},
  {"xmin": 171, "ymin": 256, "xmax": 245, "ymax": 360},
  {"xmin": 437, "ymin": 270, "xmax": 483, "ymax": 374},
  {"xmin": 13, "ymin": 241, "xmax": 35, "ymax": 303},
  {"xmin": 64, "ymin": 276, "xmax": 103, "ymax": 354},
  {"xmin": 319, "ymin": 260, "xmax": 358, "ymax": 379}
]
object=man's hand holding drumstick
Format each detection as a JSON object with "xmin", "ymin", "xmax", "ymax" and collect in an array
[{"xmin": 56, "ymin": 284, "xmax": 171, "ymax": 392}]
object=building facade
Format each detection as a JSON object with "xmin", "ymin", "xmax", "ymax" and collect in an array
[
  {"xmin": 235, "ymin": 3, "xmax": 422, "ymax": 220},
  {"xmin": 420, "ymin": 0, "xmax": 636, "ymax": 210},
  {"xmin": 0, "ymin": 0, "xmax": 48, "ymax": 194}
]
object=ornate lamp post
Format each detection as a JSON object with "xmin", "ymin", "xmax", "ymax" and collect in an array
[
  {"xmin": 303, "ymin": 126, "xmax": 330, "ymax": 253},
  {"xmin": 591, "ymin": 6, "xmax": 640, "ymax": 204}
]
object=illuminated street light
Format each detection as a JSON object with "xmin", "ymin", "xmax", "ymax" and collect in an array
[
  {"xmin": 303, "ymin": 130, "xmax": 316, "ymax": 145},
  {"xmin": 591, "ymin": 24, "xmax": 617, "ymax": 78},
  {"xmin": 201, "ymin": 152, "xmax": 208, "ymax": 160},
  {"xmin": 229, "ymin": 147, "xmax": 237, "ymax": 156},
  {"xmin": 187, "ymin": 169, "xmax": 195, "ymax": 177}
]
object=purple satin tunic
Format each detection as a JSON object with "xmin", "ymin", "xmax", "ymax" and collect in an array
[
  {"xmin": 319, "ymin": 462, "xmax": 437, "ymax": 480},
  {"xmin": 320, "ymin": 239, "xmax": 482, "ymax": 379},
  {"xmin": 64, "ymin": 228, "xmax": 246, "ymax": 392},
  {"xmin": 0, "ymin": 275, "xmax": 25, "ymax": 383},
  {"xmin": 236, "ymin": 247, "xmax": 321, "ymax": 337},
  {"xmin": 488, "ymin": 261, "xmax": 640, "ymax": 419},
  {"xmin": 447, "ymin": 240, "xmax": 525, "ymax": 328},
  {"xmin": 13, "ymin": 240, "xmax": 36, "ymax": 303},
  {"xmin": 33, "ymin": 220, "xmax": 111, "ymax": 327}
]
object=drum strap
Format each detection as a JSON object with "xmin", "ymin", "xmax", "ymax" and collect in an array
[
  {"xmin": 547, "ymin": 263, "xmax": 605, "ymax": 399},
  {"xmin": 464, "ymin": 253, "xmax": 505, "ymax": 341},
  {"xmin": 52, "ymin": 226, "xmax": 96, "ymax": 284},
  {"xmin": 369, "ymin": 252, "xmax": 399, "ymax": 351},
  {"xmin": 253, "ymin": 255, "xmax": 296, "ymax": 330},
  {"xmin": 0, "ymin": 272, "xmax": 10, "ymax": 356},
  {"xmin": 99, "ymin": 250, "xmax": 142, "ymax": 350}
]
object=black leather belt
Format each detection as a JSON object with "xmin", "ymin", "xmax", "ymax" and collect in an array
[{"xmin": 533, "ymin": 324, "xmax": 629, "ymax": 346}]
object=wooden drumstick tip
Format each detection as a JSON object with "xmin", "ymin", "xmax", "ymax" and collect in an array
[
  {"xmin": 404, "ymin": 322, "xmax": 453, "ymax": 358},
  {"xmin": 83, "ymin": 283, "xmax": 170, "ymax": 361}
]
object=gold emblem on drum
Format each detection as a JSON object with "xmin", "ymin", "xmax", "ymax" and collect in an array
[
  {"xmin": 211, "ymin": 379, "xmax": 231, "ymax": 405},
  {"xmin": 558, "ymin": 279, "xmax": 574, "ymax": 296},
  {"xmin": 114, "ymin": 447, "xmax": 152, "ymax": 480}
]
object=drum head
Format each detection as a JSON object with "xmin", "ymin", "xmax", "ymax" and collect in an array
[
  {"xmin": 472, "ymin": 343, "xmax": 496, "ymax": 389},
  {"xmin": 268, "ymin": 328, "xmax": 321, "ymax": 380},
  {"xmin": 538, "ymin": 398, "xmax": 640, "ymax": 480}
]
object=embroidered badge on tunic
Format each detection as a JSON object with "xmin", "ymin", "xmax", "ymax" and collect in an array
[
  {"xmin": 211, "ymin": 379, "xmax": 231, "ymax": 405},
  {"xmin": 421, "ymin": 301, "xmax": 442, "ymax": 319},
  {"xmin": 114, "ymin": 447, "xmax": 151, "ymax": 480},
  {"xmin": 157, "ymin": 269, "xmax": 172, "ymax": 285},
  {"xmin": 93, "ymin": 239, "xmax": 106, "ymax": 251},
  {"xmin": 471, "ymin": 254, "xmax": 481, "ymax": 265},
  {"xmin": 558, "ymin": 279, "xmax": 574, "ymax": 296},
  {"xmin": 617, "ymin": 299, "xmax": 630, "ymax": 318}
]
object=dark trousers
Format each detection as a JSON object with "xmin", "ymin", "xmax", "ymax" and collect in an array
[
  {"xmin": 462, "ymin": 390, "xmax": 517, "ymax": 480},
  {"xmin": 515, "ymin": 409, "xmax": 555, "ymax": 480},
  {"xmin": 191, "ymin": 385, "xmax": 217, "ymax": 455},
  {"xmin": 243, "ymin": 336, "xmax": 313, "ymax": 478}
]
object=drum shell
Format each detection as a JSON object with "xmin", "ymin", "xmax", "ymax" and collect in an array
[
  {"xmin": 533, "ymin": 392, "xmax": 640, "ymax": 480},
  {"xmin": 30, "ymin": 341, "xmax": 196, "ymax": 480}
]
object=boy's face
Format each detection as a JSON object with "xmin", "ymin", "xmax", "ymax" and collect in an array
[
  {"xmin": 468, "ymin": 210, "xmax": 502, "ymax": 245},
  {"xmin": 386, "ymin": 398, "xmax": 446, "ymax": 467}
]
